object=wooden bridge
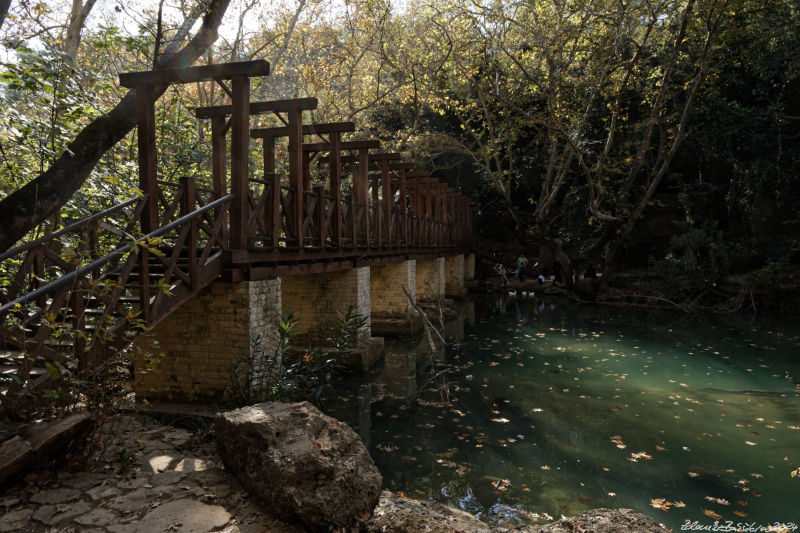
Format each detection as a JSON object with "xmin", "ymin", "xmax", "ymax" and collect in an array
[{"xmin": 0, "ymin": 60, "xmax": 473, "ymax": 416}]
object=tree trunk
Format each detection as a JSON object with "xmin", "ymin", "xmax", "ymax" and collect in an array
[
  {"xmin": 64, "ymin": 0, "xmax": 98, "ymax": 58},
  {"xmin": 0, "ymin": 0, "xmax": 231, "ymax": 254},
  {"xmin": 0, "ymin": 0, "xmax": 11, "ymax": 31}
]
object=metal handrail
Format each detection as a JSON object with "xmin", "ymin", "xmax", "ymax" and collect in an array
[
  {"xmin": 0, "ymin": 194, "xmax": 234, "ymax": 315},
  {"xmin": 0, "ymin": 197, "xmax": 141, "ymax": 262}
]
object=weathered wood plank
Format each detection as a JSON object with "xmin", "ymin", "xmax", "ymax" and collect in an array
[
  {"xmin": 195, "ymin": 97, "xmax": 318, "ymax": 118},
  {"xmin": 121, "ymin": 60, "xmax": 269, "ymax": 87},
  {"xmin": 251, "ymin": 121, "xmax": 355, "ymax": 138}
]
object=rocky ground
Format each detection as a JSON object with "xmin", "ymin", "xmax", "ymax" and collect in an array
[{"xmin": 0, "ymin": 415, "xmax": 302, "ymax": 533}]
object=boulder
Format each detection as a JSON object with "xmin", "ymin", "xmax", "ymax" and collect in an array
[{"xmin": 214, "ymin": 401, "xmax": 381, "ymax": 531}]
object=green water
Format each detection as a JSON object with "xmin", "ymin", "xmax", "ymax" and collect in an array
[{"xmin": 328, "ymin": 294, "xmax": 800, "ymax": 530}]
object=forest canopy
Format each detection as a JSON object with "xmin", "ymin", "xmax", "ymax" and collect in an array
[{"xmin": 0, "ymin": 0, "xmax": 798, "ymax": 305}]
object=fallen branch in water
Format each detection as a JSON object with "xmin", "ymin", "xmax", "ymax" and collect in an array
[{"xmin": 401, "ymin": 284, "xmax": 446, "ymax": 351}]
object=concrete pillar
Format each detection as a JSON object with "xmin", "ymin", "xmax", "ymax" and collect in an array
[
  {"xmin": 444, "ymin": 254, "xmax": 466, "ymax": 299},
  {"xmin": 465, "ymin": 253, "xmax": 476, "ymax": 281},
  {"xmin": 370, "ymin": 260, "xmax": 422, "ymax": 336},
  {"xmin": 133, "ymin": 279, "xmax": 282, "ymax": 402},
  {"xmin": 281, "ymin": 267, "xmax": 370, "ymax": 341},
  {"xmin": 416, "ymin": 257, "xmax": 445, "ymax": 302},
  {"xmin": 281, "ymin": 267, "xmax": 383, "ymax": 370}
]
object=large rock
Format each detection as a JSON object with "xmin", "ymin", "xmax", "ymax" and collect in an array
[{"xmin": 214, "ymin": 401, "xmax": 382, "ymax": 531}]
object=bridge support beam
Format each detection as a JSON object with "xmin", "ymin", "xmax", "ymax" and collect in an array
[
  {"xmin": 445, "ymin": 254, "xmax": 467, "ymax": 299},
  {"xmin": 416, "ymin": 257, "xmax": 445, "ymax": 303},
  {"xmin": 133, "ymin": 279, "xmax": 282, "ymax": 402},
  {"xmin": 370, "ymin": 260, "xmax": 422, "ymax": 337},
  {"xmin": 281, "ymin": 267, "xmax": 383, "ymax": 370}
]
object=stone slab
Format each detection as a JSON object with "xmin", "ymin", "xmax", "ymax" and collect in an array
[{"xmin": 107, "ymin": 498, "xmax": 231, "ymax": 533}]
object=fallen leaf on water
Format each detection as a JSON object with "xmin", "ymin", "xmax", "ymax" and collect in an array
[
  {"xmin": 437, "ymin": 448, "xmax": 457, "ymax": 458},
  {"xmin": 540, "ymin": 465, "xmax": 550, "ymax": 470},
  {"xmin": 745, "ymin": 441, "xmax": 757, "ymax": 446},
  {"xmin": 703, "ymin": 509, "xmax": 723, "ymax": 520},
  {"xmin": 649, "ymin": 498, "xmax": 673, "ymax": 511},
  {"xmin": 608, "ymin": 492, "xmax": 616, "ymax": 497},
  {"xmin": 733, "ymin": 510, "xmax": 748, "ymax": 518},
  {"xmin": 735, "ymin": 500, "xmax": 748, "ymax": 506},
  {"xmin": 688, "ymin": 472, "xmax": 699, "ymax": 478},
  {"xmin": 674, "ymin": 501, "xmax": 686, "ymax": 508}
]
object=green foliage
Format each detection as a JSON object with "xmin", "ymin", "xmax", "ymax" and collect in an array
[
  {"xmin": 230, "ymin": 309, "xmax": 299, "ymax": 406},
  {"xmin": 231, "ymin": 305, "xmax": 368, "ymax": 408}
]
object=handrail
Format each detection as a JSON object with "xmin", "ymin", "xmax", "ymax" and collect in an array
[
  {"xmin": 0, "ymin": 194, "xmax": 234, "ymax": 315},
  {"xmin": 0, "ymin": 198, "xmax": 141, "ymax": 262}
]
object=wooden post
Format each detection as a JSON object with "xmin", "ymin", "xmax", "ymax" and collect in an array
[
  {"xmin": 358, "ymin": 149, "xmax": 370, "ymax": 247},
  {"xmin": 134, "ymin": 82, "xmax": 155, "ymax": 323},
  {"xmin": 229, "ymin": 75, "xmax": 250, "ymax": 252},
  {"xmin": 413, "ymin": 178, "xmax": 421, "ymax": 246},
  {"xmin": 313, "ymin": 185, "xmax": 326, "ymax": 248},
  {"xmin": 398, "ymin": 167, "xmax": 407, "ymax": 246},
  {"xmin": 136, "ymin": 83, "xmax": 159, "ymax": 234},
  {"xmin": 328, "ymin": 132, "xmax": 342, "ymax": 247},
  {"xmin": 288, "ymin": 106, "xmax": 304, "ymax": 248},
  {"xmin": 261, "ymin": 136, "xmax": 280, "ymax": 248},
  {"xmin": 381, "ymin": 159, "xmax": 391, "ymax": 246},
  {"xmin": 303, "ymin": 151, "xmax": 312, "ymax": 222},
  {"xmin": 71, "ymin": 289, "xmax": 85, "ymax": 369},
  {"xmin": 424, "ymin": 185, "xmax": 432, "ymax": 246},
  {"xmin": 180, "ymin": 176, "xmax": 198, "ymax": 288},
  {"xmin": 211, "ymin": 115, "xmax": 227, "ymax": 199},
  {"xmin": 371, "ymin": 174, "xmax": 381, "ymax": 248}
]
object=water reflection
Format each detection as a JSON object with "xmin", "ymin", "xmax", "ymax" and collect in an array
[{"xmin": 328, "ymin": 293, "xmax": 800, "ymax": 529}]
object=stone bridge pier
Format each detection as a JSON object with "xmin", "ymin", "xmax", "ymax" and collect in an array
[{"xmin": 133, "ymin": 253, "xmax": 469, "ymax": 402}]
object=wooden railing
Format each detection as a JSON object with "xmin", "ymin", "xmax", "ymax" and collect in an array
[{"xmin": 0, "ymin": 179, "xmax": 232, "ymax": 416}]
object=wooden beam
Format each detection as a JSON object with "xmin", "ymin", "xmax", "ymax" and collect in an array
[
  {"xmin": 303, "ymin": 140, "xmax": 380, "ymax": 152},
  {"xmin": 341, "ymin": 153, "xmax": 402, "ymax": 164},
  {"xmin": 195, "ymin": 97, "xmax": 318, "ymax": 118},
  {"xmin": 250, "ymin": 121, "xmax": 355, "ymax": 138},
  {"xmin": 135, "ymin": 83, "xmax": 158, "ymax": 234},
  {"xmin": 121, "ymin": 60, "xmax": 269, "ymax": 87}
]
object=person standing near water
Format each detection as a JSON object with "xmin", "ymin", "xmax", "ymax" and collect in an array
[
  {"xmin": 515, "ymin": 254, "xmax": 529, "ymax": 282},
  {"xmin": 495, "ymin": 263, "xmax": 509, "ymax": 286}
]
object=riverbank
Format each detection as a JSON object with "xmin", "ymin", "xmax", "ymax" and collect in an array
[
  {"xmin": 0, "ymin": 412, "xmax": 671, "ymax": 532},
  {"xmin": 466, "ymin": 266, "xmax": 800, "ymax": 317}
]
